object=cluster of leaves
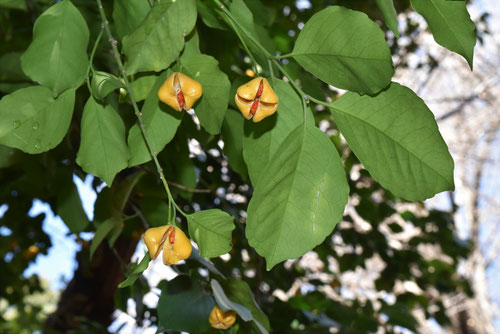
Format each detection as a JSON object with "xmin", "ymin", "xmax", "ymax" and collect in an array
[{"xmin": 0, "ymin": 0, "xmax": 478, "ymax": 332}]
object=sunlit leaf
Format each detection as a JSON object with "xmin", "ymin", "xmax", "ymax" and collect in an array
[
  {"xmin": 76, "ymin": 97, "xmax": 130, "ymax": 186},
  {"xmin": 118, "ymin": 253, "xmax": 151, "ymax": 288},
  {"xmin": 187, "ymin": 209, "xmax": 235, "ymax": 258},
  {"xmin": 181, "ymin": 54, "xmax": 231, "ymax": 134},
  {"xmin": 130, "ymin": 73, "xmax": 159, "ymax": 102},
  {"xmin": 91, "ymin": 71, "xmax": 125, "ymax": 100},
  {"xmin": 222, "ymin": 109, "xmax": 248, "ymax": 178},
  {"xmin": 57, "ymin": 176, "xmax": 89, "ymax": 234},
  {"xmin": 375, "ymin": 0, "xmax": 400, "ymax": 37},
  {"xmin": 411, "ymin": 0, "xmax": 476, "ymax": 69},
  {"xmin": 242, "ymin": 79, "xmax": 307, "ymax": 186},
  {"xmin": 330, "ymin": 82, "xmax": 454, "ymax": 201},
  {"xmin": 246, "ymin": 123, "xmax": 349, "ymax": 269},
  {"xmin": 21, "ymin": 0, "xmax": 89, "ymax": 95},
  {"xmin": 122, "ymin": 0, "xmax": 196, "ymax": 74},
  {"xmin": 112, "ymin": 0, "xmax": 151, "ymax": 41},
  {"xmin": 292, "ymin": 6, "xmax": 393, "ymax": 95},
  {"xmin": 197, "ymin": 0, "xmax": 226, "ymax": 30},
  {"xmin": 0, "ymin": 86, "xmax": 75, "ymax": 154},
  {"xmin": 90, "ymin": 217, "xmax": 121, "ymax": 259}
]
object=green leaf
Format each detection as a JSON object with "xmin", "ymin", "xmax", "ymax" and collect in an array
[
  {"xmin": 211, "ymin": 280, "xmax": 269, "ymax": 334},
  {"xmin": 0, "ymin": 86, "xmax": 75, "ymax": 154},
  {"xmin": 196, "ymin": 0, "xmax": 226, "ymax": 30},
  {"xmin": 0, "ymin": 52, "xmax": 30, "ymax": 82},
  {"xmin": 76, "ymin": 97, "xmax": 130, "ymax": 186},
  {"xmin": 127, "ymin": 71, "xmax": 183, "ymax": 167},
  {"xmin": 130, "ymin": 73, "xmax": 159, "ymax": 102},
  {"xmin": 245, "ymin": 0, "xmax": 275, "ymax": 27},
  {"xmin": 242, "ymin": 79, "xmax": 307, "ymax": 186},
  {"xmin": 330, "ymin": 82, "xmax": 454, "ymax": 201},
  {"xmin": 20, "ymin": 0, "xmax": 89, "ymax": 96},
  {"xmin": 410, "ymin": 0, "xmax": 476, "ymax": 69},
  {"xmin": 91, "ymin": 71, "xmax": 125, "ymax": 100},
  {"xmin": 375, "ymin": 0, "xmax": 400, "ymax": 37},
  {"xmin": 211, "ymin": 280, "xmax": 252, "ymax": 321},
  {"xmin": 122, "ymin": 0, "xmax": 197, "ymax": 74},
  {"xmin": 291, "ymin": 6, "xmax": 394, "ymax": 95},
  {"xmin": 246, "ymin": 124, "xmax": 349, "ymax": 269},
  {"xmin": 187, "ymin": 209, "xmax": 235, "ymax": 258},
  {"xmin": 107, "ymin": 221, "xmax": 123, "ymax": 248},
  {"xmin": 222, "ymin": 109, "xmax": 248, "ymax": 178},
  {"xmin": 160, "ymin": 134, "xmax": 196, "ymax": 200},
  {"xmin": 0, "ymin": 82, "xmax": 33, "ymax": 94},
  {"xmin": 213, "ymin": 279, "xmax": 271, "ymax": 333},
  {"xmin": 0, "ymin": 0, "xmax": 26, "ymax": 10},
  {"xmin": 158, "ymin": 275, "xmax": 215, "ymax": 333},
  {"xmin": 190, "ymin": 248, "xmax": 225, "ymax": 277},
  {"xmin": 113, "ymin": 171, "xmax": 145, "ymax": 212},
  {"xmin": 0, "ymin": 145, "xmax": 19, "ymax": 168},
  {"xmin": 90, "ymin": 217, "xmax": 120, "ymax": 259},
  {"xmin": 182, "ymin": 29, "xmax": 201, "ymax": 58},
  {"xmin": 118, "ymin": 253, "xmax": 150, "ymax": 288},
  {"xmin": 381, "ymin": 303, "xmax": 418, "ymax": 331},
  {"xmin": 181, "ymin": 54, "xmax": 231, "ymax": 134},
  {"xmin": 57, "ymin": 178, "xmax": 89, "ymax": 234},
  {"xmin": 139, "ymin": 198, "xmax": 170, "ymax": 227},
  {"xmin": 112, "ymin": 0, "xmax": 151, "ymax": 41}
]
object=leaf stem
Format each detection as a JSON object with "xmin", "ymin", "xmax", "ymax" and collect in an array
[
  {"xmin": 308, "ymin": 96, "xmax": 333, "ymax": 108},
  {"xmin": 167, "ymin": 180, "xmax": 213, "ymax": 194},
  {"xmin": 95, "ymin": 0, "xmax": 185, "ymax": 222},
  {"xmin": 85, "ymin": 25, "xmax": 103, "ymax": 94},
  {"xmin": 271, "ymin": 54, "xmax": 291, "ymax": 60}
]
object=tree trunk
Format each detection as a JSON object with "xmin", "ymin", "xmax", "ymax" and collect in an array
[{"xmin": 43, "ymin": 236, "xmax": 139, "ymax": 333}]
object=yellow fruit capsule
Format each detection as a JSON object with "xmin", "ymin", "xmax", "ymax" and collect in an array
[
  {"xmin": 22, "ymin": 245, "xmax": 40, "ymax": 260},
  {"xmin": 143, "ymin": 225, "xmax": 192, "ymax": 265},
  {"xmin": 158, "ymin": 72, "xmax": 202, "ymax": 111},
  {"xmin": 235, "ymin": 77, "xmax": 278, "ymax": 122},
  {"xmin": 209, "ymin": 305, "xmax": 237, "ymax": 330},
  {"xmin": 245, "ymin": 69, "xmax": 256, "ymax": 77}
]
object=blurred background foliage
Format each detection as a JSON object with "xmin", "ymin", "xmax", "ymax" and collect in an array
[{"xmin": 0, "ymin": 0, "xmax": 493, "ymax": 333}]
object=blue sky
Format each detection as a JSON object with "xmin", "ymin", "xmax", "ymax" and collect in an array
[{"xmin": 23, "ymin": 175, "xmax": 96, "ymax": 290}]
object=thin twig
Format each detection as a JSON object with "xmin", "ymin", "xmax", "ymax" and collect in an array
[
  {"xmin": 131, "ymin": 203, "xmax": 150, "ymax": 229},
  {"xmin": 167, "ymin": 180, "xmax": 213, "ymax": 194}
]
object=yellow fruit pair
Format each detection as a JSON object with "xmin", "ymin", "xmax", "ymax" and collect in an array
[
  {"xmin": 209, "ymin": 305, "xmax": 237, "ymax": 329},
  {"xmin": 143, "ymin": 225, "xmax": 192, "ymax": 265},
  {"xmin": 158, "ymin": 72, "xmax": 202, "ymax": 111},
  {"xmin": 234, "ymin": 77, "xmax": 278, "ymax": 122},
  {"xmin": 158, "ymin": 73, "xmax": 278, "ymax": 122}
]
